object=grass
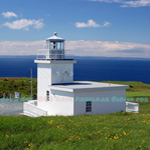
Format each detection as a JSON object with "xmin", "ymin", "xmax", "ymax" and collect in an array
[
  {"xmin": 102, "ymin": 81, "xmax": 150, "ymax": 102},
  {"xmin": 0, "ymin": 110, "xmax": 150, "ymax": 150},
  {"xmin": 1, "ymin": 78, "xmax": 150, "ymax": 100},
  {"xmin": 0, "ymin": 77, "xmax": 37, "ymax": 98},
  {"xmin": 0, "ymin": 78, "xmax": 150, "ymax": 149}
]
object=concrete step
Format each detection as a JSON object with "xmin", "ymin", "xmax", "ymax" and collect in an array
[{"xmin": 23, "ymin": 111, "xmax": 39, "ymax": 117}]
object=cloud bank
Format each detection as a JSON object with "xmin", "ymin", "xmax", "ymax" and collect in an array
[
  {"xmin": 89, "ymin": 0, "xmax": 150, "ymax": 7},
  {"xmin": 0, "ymin": 40, "xmax": 150, "ymax": 58},
  {"xmin": 75, "ymin": 20, "xmax": 111, "ymax": 28}
]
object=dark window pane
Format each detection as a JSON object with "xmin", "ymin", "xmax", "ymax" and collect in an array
[
  {"xmin": 47, "ymin": 91, "xmax": 49, "ymax": 95},
  {"xmin": 86, "ymin": 107, "xmax": 91, "ymax": 112},
  {"xmin": 86, "ymin": 101, "xmax": 91, "ymax": 106},
  {"xmin": 47, "ymin": 91, "xmax": 49, "ymax": 101}
]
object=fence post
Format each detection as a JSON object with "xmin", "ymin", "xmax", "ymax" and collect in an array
[
  {"xmin": 3, "ymin": 93, "xmax": 5, "ymax": 99},
  {"xmin": 10, "ymin": 94, "xmax": 12, "ymax": 101}
]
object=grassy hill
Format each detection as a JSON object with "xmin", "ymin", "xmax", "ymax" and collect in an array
[
  {"xmin": 1, "ymin": 77, "xmax": 150, "ymax": 101},
  {"xmin": 0, "ymin": 78, "xmax": 150, "ymax": 149},
  {"xmin": 0, "ymin": 77, "xmax": 37, "ymax": 98},
  {"xmin": 0, "ymin": 111, "xmax": 150, "ymax": 150}
]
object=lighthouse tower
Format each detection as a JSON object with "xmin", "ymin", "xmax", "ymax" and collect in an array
[
  {"xmin": 23, "ymin": 32, "xmax": 131, "ymax": 117},
  {"xmin": 34, "ymin": 32, "xmax": 76, "ymax": 101}
]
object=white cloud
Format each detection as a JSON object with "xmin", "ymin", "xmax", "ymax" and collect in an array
[
  {"xmin": 75, "ymin": 20, "xmax": 111, "ymax": 28},
  {"xmin": 89, "ymin": 0, "xmax": 150, "ymax": 7},
  {"xmin": 0, "ymin": 40, "xmax": 150, "ymax": 58},
  {"xmin": 33, "ymin": 19, "xmax": 44, "ymax": 29},
  {"xmin": 0, "ymin": 41, "xmax": 45, "ymax": 55},
  {"xmin": 66, "ymin": 41, "xmax": 150, "ymax": 57},
  {"xmin": 3, "ymin": 19, "xmax": 44, "ymax": 30},
  {"xmin": 2, "ymin": 11, "xmax": 18, "ymax": 18},
  {"xmin": 103, "ymin": 21, "xmax": 111, "ymax": 27},
  {"xmin": 121, "ymin": 0, "xmax": 150, "ymax": 7}
]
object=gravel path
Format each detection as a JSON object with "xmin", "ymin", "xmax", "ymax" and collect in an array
[{"xmin": 0, "ymin": 101, "xmax": 23, "ymax": 116}]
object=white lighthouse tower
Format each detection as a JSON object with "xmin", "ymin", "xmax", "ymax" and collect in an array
[
  {"xmin": 34, "ymin": 32, "xmax": 76, "ymax": 102},
  {"xmin": 23, "ymin": 33, "xmax": 133, "ymax": 117}
]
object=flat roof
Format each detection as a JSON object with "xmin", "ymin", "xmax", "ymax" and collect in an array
[{"xmin": 49, "ymin": 81, "xmax": 129, "ymax": 93}]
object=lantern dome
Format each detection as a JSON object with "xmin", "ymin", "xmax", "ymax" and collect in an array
[{"xmin": 46, "ymin": 32, "xmax": 65, "ymax": 42}]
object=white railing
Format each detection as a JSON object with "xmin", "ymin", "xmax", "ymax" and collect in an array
[
  {"xmin": 36, "ymin": 49, "xmax": 64, "ymax": 59},
  {"xmin": 36, "ymin": 54, "xmax": 64, "ymax": 59},
  {"xmin": 126, "ymin": 102, "xmax": 139, "ymax": 113},
  {"xmin": 23, "ymin": 100, "xmax": 47, "ymax": 117},
  {"xmin": 28, "ymin": 100, "xmax": 37, "ymax": 106}
]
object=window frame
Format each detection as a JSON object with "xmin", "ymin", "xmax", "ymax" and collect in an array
[
  {"xmin": 46, "ymin": 91, "xmax": 49, "ymax": 101},
  {"xmin": 86, "ymin": 101, "xmax": 92, "ymax": 112}
]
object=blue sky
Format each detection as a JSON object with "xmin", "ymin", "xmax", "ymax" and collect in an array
[{"xmin": 0, "ymin": 0, "xmax": 150, "ymax": 57}]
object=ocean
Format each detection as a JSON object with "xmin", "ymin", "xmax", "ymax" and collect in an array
[{"xmin": 0, "ymin": 56, "xmax": 150, "ymax": 84}]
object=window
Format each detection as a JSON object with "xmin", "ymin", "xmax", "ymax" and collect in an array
[
  {"xmin": 86, "ymin": 101, "xmax": 92, "ymax": 112},
  {"xmin": 47, "ymin": 91, "xmax": 49, "ymax": 101},
  {"xmin": 57, "ymin": 42, "xmax": 61, "ymax": 49},
  {"xmin": 53, "ymin": 42, "xmax": 56, "ymax": 49}
]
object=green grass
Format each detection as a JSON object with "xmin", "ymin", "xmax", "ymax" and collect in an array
[
  {"xmin": 0, "ymin": 109, "xmax": 150, "ymax": 150},
  {"xmin": 101, "ymin": 81, "xmax": 150, "ymax": 102},
  {"xmin": 139, "ymin": 102, "xmax": 150, "ymax": 114},
  {"xmin": 1, "ymin": 78, "xmax": 150, "ymax": 101},
  {"xmin": 0, "ymin": 77, "xmax": 37, "ymax": 98},
  {"xmin": 0, "ymin": 78, "xmax": 150, "ymax": 149}
]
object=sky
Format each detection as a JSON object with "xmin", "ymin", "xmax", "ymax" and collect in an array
[{"xmin": 0, "ymin": 0, "xmax": 150, "ymax": 58}]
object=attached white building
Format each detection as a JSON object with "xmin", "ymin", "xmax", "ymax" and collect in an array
[{"xmin": 23, "ymin": 33, "xmax": 138, "ymax": 117}]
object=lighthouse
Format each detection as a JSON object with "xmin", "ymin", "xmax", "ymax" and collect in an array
[
  {"xmin": 23, "ymin": 33, "xmax": 131, "ymax": 117},
  {"xmin": 34, "ymin": 32, "xmax": 76, "ymax": 102}
]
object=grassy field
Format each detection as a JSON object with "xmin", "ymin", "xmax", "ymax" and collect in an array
[
  {"xmin": 0, "ymin": 77, "xmax": 37, "ymax": 98},
  {"xmin": 1, "ymin": 77, "xmax": 150, "ymax": 101},
  {"xmin": 0, "ymin": 78, "xmax": 150, "ymax": 149},
  {"xmin": 0, "ymin": 78, "xmax": 150, "ymax": 112},
  {"xmin": 0, "ymin": 110, "xmax": 150, "ymax": 150},
  {"xmin": 102, "ymin": 81, "xmax": 150, "ymax": 102}
]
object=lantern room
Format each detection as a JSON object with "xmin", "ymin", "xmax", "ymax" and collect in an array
[{"xmin": 46, "ymin": 32, "xmax": 65, "ymax": 59}]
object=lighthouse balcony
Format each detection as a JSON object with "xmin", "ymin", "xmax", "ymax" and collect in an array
[{"xmin": 36, "ymin": 49, "xmax": 65, "ymax": 60}]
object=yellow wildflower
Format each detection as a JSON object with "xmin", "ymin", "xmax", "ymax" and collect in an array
[{"xmin": 123, "ymin": 131, "xmax": 126, "ymax": 135}]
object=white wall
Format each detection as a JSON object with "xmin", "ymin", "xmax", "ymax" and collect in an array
[
  {"xmin": 37, "ymin": 61, "xmax": 74, "ymax": 102},
  {"xmin": 74, "ymin": 89, "xmax": 126, "ymax": 115},
  {"xmin": 51, "ymin": 63, "xmax": 74, "ymax": 84},
  {"xmin": 38, "ymin": 90, "xmax": 74, "ymax": 116},
  {"xmin": 37, "ymin": 64, "xmax": 51, "ymax": 102}
]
